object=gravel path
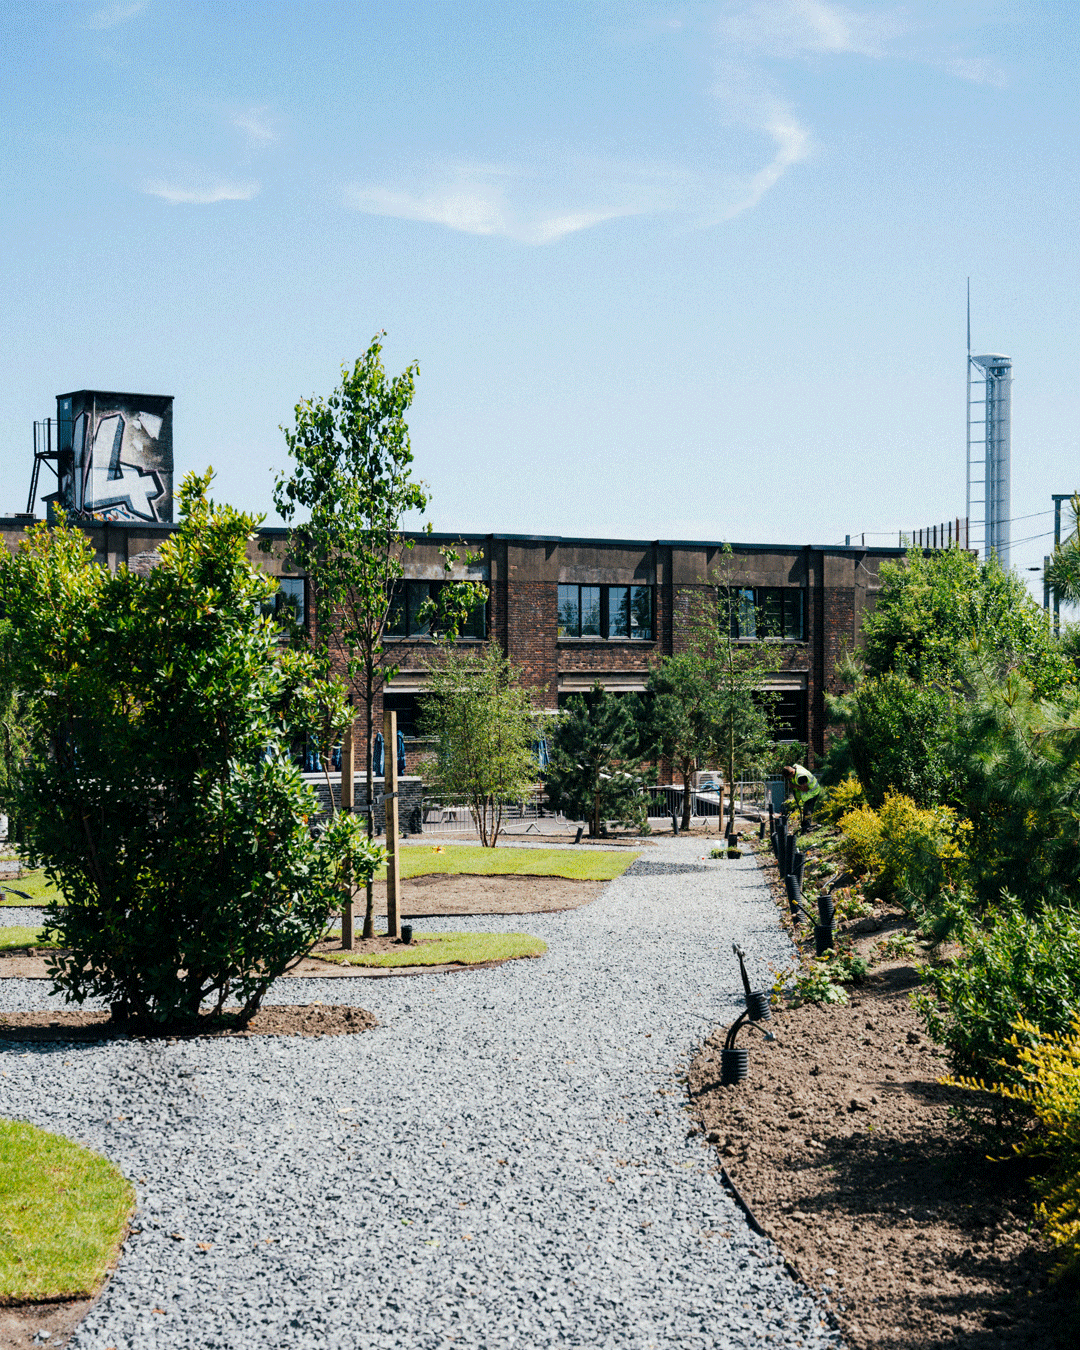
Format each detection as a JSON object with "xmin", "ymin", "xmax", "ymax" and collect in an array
[{"xmin": 0, "ymin": 837, "xmax": 840, "ymax": 1350}]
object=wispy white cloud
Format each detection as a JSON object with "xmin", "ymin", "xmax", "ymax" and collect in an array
[
  {"xmin": 720, "ymin": 0, "xmax": 903, "ymax": 59},
  {"xmin": 142, "ymin": 178, "xmax": 260, "ymax": 204},
  {"xmin": 233, "ymin": 107, "xmax": 276, "ymax": 145},
  {"xmin": 345, "ymin": 166, "xmax": 648, "ymax": 245},
  {"xmin": 86, "ymin": 1, "xmax": 147, "ymax": 30},
  {"xmin": 721, "ymin": 107, "xmax": 813, "ymax": 219},
  {"xmin": 942, "ymin": 55, "xmax": 1008, "ymax": 87}
]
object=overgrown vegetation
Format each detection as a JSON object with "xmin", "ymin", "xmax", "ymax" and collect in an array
[
  {"xmin": 0, "ymin": 1118, "xmax": 134, "ymax": 1300},
  {"xmin": 809, "ymin": 542, "xmax": 1080, "ymax": 1286}
]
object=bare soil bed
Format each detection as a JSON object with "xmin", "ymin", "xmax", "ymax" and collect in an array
[
  {"xmin": 0, "ymin": 1298, "xmax": 94, "ymax": 1350},
  {"xmin": 690, "ymin": 846, "xmax": 1076, "ymax": 1350},
  {"xmin": 0, "ymin": 1004, "xmax": 377, "ymax": 1042},
  {"xmin": 370, "ymin": 871, "xmax": 606, "ymax": 915}
]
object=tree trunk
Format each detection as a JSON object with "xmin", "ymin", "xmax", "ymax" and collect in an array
[
  {"xmin": 340, "ymin": 724, "xmax": 355, "ymax": 950},
  {"xmin": 362, "ymin": 683, "xmax": 376, "ymax": 939}
]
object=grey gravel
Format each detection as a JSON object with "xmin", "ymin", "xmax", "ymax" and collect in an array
[
  {"xmin": 0, "ymin": 836, "xmax": 840, "ymax": 1349},
  {"xmin": 0, "ymin": 905, "xmax": 46, "ymax": 927}
]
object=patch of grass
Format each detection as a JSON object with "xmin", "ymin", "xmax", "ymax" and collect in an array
[
  {"xmin": 0, "ymin": 869, "xmax": 63, "ymax": 907},
  {"xmin": 0, "ymin": 927, "xmax": 61, "ymax": 952},
  {"xmin": 387, "ymin": 844, "xmax": 637, "ymax": 882},
  {"xmin": 0, "ymin": 1118, "xmax": 134, "ymax": 1301},
  {"xmin": 313, "ymin": 930, "xmax": 547, "ymax": 968}
]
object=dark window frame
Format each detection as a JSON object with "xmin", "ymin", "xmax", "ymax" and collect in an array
[
  {"xmin": 385, "ymin": 579, "xmax": 487, "ymax": 641},
  {"xmin": 557, "ymin": 584, "xmax": 654, "ymax": 641},
  {"xmin": 731, "ymin": 587, "xmax": 806, "ymax": 643}
]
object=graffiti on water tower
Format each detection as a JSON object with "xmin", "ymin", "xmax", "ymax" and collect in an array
[{"xmin": 56, "ymin": 390, "xmax": 174, "ymax": 524}]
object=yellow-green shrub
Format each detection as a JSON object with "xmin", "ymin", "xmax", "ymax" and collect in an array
[
  {"xmin": 838, "ymin": 790, "xmax": 967, "ymax": 902},
  {"xmin": 949, "ymin": 1018, "xmax": 1080, "ymax": 1287},
  {"xmin": 818, "ymin": 773, "xmax": 867, "ymax": 825}
]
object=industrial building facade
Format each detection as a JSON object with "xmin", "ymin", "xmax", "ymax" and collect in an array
[{"xmin": 1, "ymin": 513, "xmax": 903, "ymax": 771}]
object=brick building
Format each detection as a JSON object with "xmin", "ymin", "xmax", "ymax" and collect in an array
[{"xmin": 0, "ymin": 514, "xmax": 903, "ymax": 772}]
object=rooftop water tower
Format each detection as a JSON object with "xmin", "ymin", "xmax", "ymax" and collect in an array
[{"xmin": 29, "ymin": 390, "xmax": 174, "ymax": 523}]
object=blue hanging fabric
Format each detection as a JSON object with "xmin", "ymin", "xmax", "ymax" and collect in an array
[
  {"xmin": 537, "ymin": 735, "xmax": 550, "ymax": 769},
  {"xmin": 372, "ymin": 732, "xmax": 384, "ymax": 777},
  {"xmin": 397, "ymin": 729, "xmax": 406, "ymax": 775},
  {"xmin": 331, "ymin": 742, "xmax": 342, "ymax": 771}
]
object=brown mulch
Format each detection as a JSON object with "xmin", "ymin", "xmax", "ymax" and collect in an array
[
  {"xmin": 690, "ymin": 846, "xmax": 1077, "ymax": 1350},
  {"xmin": 0, "ymin": 1003, "xmax": 377, "ymax": 1042}
]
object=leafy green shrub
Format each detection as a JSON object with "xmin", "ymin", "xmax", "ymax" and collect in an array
[
  {"xmin": 831, "ymin": 671, "xmax": 958, "ymax": 808},
  {"xmin": 818, "ymin": 773, "xmax": 867, "ymax": 825},
  {"xmin": 838, "ymin": 791, "xmax": 967, "ymax": 905},
  {"xmin": 792, "ymin": 964, "xmax": 849, "ymax": 1006},
  {"xmin": 819, "ymin": 944, "xmax": 870, "ymax": 985},
  {"xmin": 915, "ymin": 896, "xmax": 1080, "ymax": 1082},
  {"xmin": 948, "ymin": 1018, "xmax": 1080, "ymax": 1287},
  {"xmin": 0, "ymin": 475, "xmax": 383, "ymax": 1028}
]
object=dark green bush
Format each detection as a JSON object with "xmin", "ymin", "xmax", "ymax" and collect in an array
[
  {"xmin": 0, "ymin": 474, "xmax": 380, "ymax": 1028},
  {"xmin": 914, "ymin": 894, "xmax": 1080, "ymax": 1082}
]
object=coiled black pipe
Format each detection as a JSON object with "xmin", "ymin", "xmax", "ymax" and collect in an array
[
  {"xmin": 720, "ymin": 1047, "xmax": 749, "ymax": 1085},
  {"xmin": 814, "ymin": 923, "xmax": 834, "ymax": 957}
]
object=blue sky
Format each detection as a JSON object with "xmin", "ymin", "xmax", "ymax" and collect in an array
[{"xmin": 1, "ymin": 1, "xmax": 1077, "ymax": 578}]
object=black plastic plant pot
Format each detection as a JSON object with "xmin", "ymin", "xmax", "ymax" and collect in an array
[
  {"xmin": 727, "ymin": 848, "xmax": 742, "ymax": 860},
  {"xmin": 792, "ymin": 850, "xmax": 805, "ymax": 887},
  {"xmin": 720, "ymin": 1047, "xmax": 749, "ymax": 1086},
  {"xmin": 784, "ymin": 832, "xmax": 797, "ymax": 877},
  {"xmin": 814, "ymin": 923, "xmax": 834, "ymax": 957},
  {"xmin": 758, "ymin": 820, "xmax": 766, "ymax": 840},
  {"xmin": 746, "ymin": 990, "xmax": 772, "ymax": 1022},
  {"xmin": 784, "ymin": 873, "xmax": 802, "ymax": 913},
  {"xmin": 817, "ymin": 895, "xmax": 835, "ymax": 925},
  {"xmin": 401, "ymin": 924, "xmax": 414, "ymax": 945}
]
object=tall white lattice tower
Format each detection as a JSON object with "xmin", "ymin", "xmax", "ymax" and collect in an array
[{"xmin": 966, "ymin": 290, "xmax": 1012, "ymax": 567}]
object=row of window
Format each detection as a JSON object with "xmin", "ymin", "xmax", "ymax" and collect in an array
[
  {"xmin": 272, "ymin": 577, "xmax": 805, "ymax": 645},
  {"xmin": 557, "ymin": 584, "xmax": 654, "ymax": 641}
]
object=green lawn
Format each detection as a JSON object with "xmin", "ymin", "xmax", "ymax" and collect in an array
[
  {"xmin": 0, "ymin": 867, "xmax": 62, "ymax": 907},
  {"xmin": 0, "ymin": 926, "xmax": 61, "ymax": 952},
  {"xmin": 0, "ymin": 1118, "xmax": 134, "ymax": 1301},
  {"xmin": 384, "ymin": 844, "xmax": 639, "ymax": 882},
  {"xmin": 313, "ymin": 930, "xmax": 547, "ymax": 968}
]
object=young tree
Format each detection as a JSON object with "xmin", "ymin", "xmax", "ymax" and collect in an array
[
  {"xmin": 647, "ymin": 550, "xmax": 778, "ymax": 828},
  {"xmin": 0, "ymin": 473, "xmax": 383, "ymax": 1029},
  {"xmin": 544, "ymin": 686, "xmax": 651, "ymax": 837},
  {"xmin": 272, "ymin": 336, "xmax": 484, "ymax": 936},
  {"xmin": 645, "ymin": 652, "xmax": 725, "ymax": 831},
  {"xmin": 419, "ymin": 645, "xmax": 539, "ymax": 847}
]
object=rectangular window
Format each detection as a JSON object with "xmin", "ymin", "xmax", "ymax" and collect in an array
[
  {"xmin": 581, "ymin": 586, "xmax": 601, "ymax": 636},
  {"xmin": 733, "ymin": 588, "xmax": 806, "ymax": 642},
  {"xmin": 557, "ymin": 584, "xmax": 580, "ymax": 638},
  {"xmin": 630, "ymin": 585, "xmax": 653, "ymax": 640},
  {"xmin": 607, "ymin": 586, "xmax": 629, "ymax": 638},
  {"xmin": 386, "ymin": 581, "xmax": 487, "ymax": 640},
  {"xmin": 557, "ymin": 584, "xmax": 653, "ymax": 640},
  {"xmin": 260, "ymin": 577, "xmax": 306, "ymax": 639}
]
